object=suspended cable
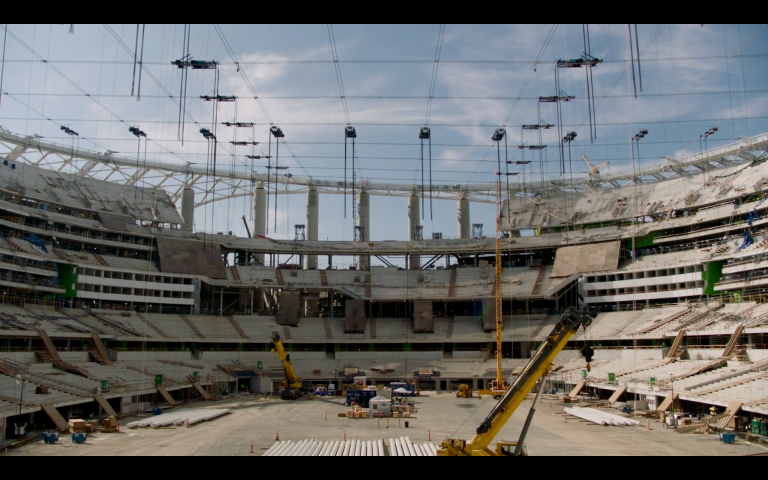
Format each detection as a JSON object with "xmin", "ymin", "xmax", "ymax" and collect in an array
[
  {"xmin": 628, "ymin": 25, "xmax": 638, "ymax": 98},
  {"xmin": 131, "ymin": 25, "xmax": 140, "ymax": 97},
  {"xmin": 326, "ymin": 24, "xmax": 351, "ymax": 126},
  {"xmin": 634, "ymin": 24, "xmax": 643, "ymax": 93},
  {"xmin": 212, "ymin": 24, "xmax": 273, "ymax": 125},
  {"xmin": 424, "ymin": 24, "xmax": 445, "ymax": 126},
  {"xmin": 0, "ymin": 24, "xmax": 7, "ymax": 111}
]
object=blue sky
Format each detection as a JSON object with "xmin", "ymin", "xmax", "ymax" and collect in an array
[{"xmin": 1, "ymin": 24, "xmax": 767, "ymax": 267}]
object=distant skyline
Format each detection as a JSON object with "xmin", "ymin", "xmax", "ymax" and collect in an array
[{"xmin": 1, "ymin": 24, "xmax": 767, "ymax": 267}]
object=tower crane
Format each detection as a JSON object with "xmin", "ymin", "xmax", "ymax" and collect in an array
[{"xmin": 438, "ymin": 307, "xmax": 594, "ymax": 456}]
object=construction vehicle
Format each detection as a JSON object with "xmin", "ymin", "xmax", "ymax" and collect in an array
[
  {"xmin": 270, "ymin": 331, "xmax": 304, "ymax": 400},
  {"xmin": 457, "ymin": 384, "xmax": 473, "ymax": 398},
  {"xmin": 437, "ymin": 307, "xmax": 594, "ymax": 456}
]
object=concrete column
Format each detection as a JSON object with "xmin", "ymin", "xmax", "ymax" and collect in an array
[
  {"xmin": 458, "ymin": 190, "xmax": 470, "ymax": 239},
  {"xmin": 305, "ymin": 186, "xmax": 319, "ymax": 269},
  {"xmin": 181, "ymin": 187, "xmax": 195, "ymax": 233},
  {"xmin": 408, "ymin": 190, "xmax": 420, "ymax": 270},
  {"xmin": 253, "ymin": 182, "xmax": 267, "ymax": 312},
  {"xmin": 357, "ymin": 187, "xmax": 370, "ymax": 270},
  {"xmin": 253, "ymin": 182, "xmax": 267, "ymax": 265}
]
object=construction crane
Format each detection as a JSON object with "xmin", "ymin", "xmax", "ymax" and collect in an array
[
  {"xmin": 437, "ymin": 307, "xmax": 594, "ymax": 456},
  {"xmin": 271, "ymin": 331, "xmax": 304, "ymax": 400},
  {"xmin": 488, "ymin": 175, "xmax": 508, "ymax": 399}
]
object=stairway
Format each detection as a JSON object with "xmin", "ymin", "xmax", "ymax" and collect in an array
[
  {"xmin": 365, "ymin": 274, "xmax": 372, "ymax": 298},
  {"xmin": 136, "ymin": 313, "xmax": 170, "ymax": 338},
  {"xmin": 369, "ymin": 318, "xmax": 376, "ymax": 340},
  {"xmin": 323, "ymin": 318, "xmax": 333, "ymax": 340},
  {"xmin": 530, "ymin": 315, "xmax": 552, "ymax": 339},
  {"xmin": 447, "ymin": 269, "xmax": 457, "ymax": 298},
  {"xmin": 180, "ymin": 315, "xmax": 205, "ymax": 339},
  {"xmin": 276, "ymin": 269, "xmax": 285, "ymax": 286},
  {"xmin": 89, "ymin": 330, "xmax": 113, "ymax": 366},
  {"xmin": 227, "ymin": 316, "xmax": 249, "ymax": 339},
  {"xmin": 720, "ymin": 325, "xmax": 746, "ymax": 358},
  {"xmin": 52, "ymin": 247, "xmax": 70, "ymax": 261},
  {"xmin": 230, "ymin": 267, "xmax": 241, "ymax": 282},
  {"xmin": 445, "ymin": 317, "xmax": 455, "ymax": 340},
  {"xmin": 320, "ymin": 270, "xmax": 329, "ymax": 287},
  {"xmin": 3, "ymin": 237, "xmax": 29, "ymax": 254},
  {"xmin": 666, "ymin": 330, "xmax": 687, "ymax": 359},
  {"xmin": 531, "ymin": 265, "xmax": 547, "ymax": 295},
  {"xmin": 93, "ymin": 254, "xmax": 110, "ymax": 267},
  {"xmin": 91, "ymin": 313, "xmax": 144, "ymax": 337},
  {"xmin": 36, "ymin": 327, "xmax": 62, "ymax": 363}
]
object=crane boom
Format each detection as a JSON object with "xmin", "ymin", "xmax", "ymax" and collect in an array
[
  {"xmin": 271, "ymin": 331, "xmax": 301, "ymax": 388},
  {"xmin": 494, "ymin": 178, "xmax": 505, "ymax": 397},
  {"xmin": 438, "ymin": 307, "xmax": 593, "ymax": 456}
]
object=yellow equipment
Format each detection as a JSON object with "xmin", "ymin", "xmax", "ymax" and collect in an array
[
  {"xmin": 438, "ymin": 307, "xmax": 593, "ymax": 456},
  {"xmin": 491, "ymin": 176, "xmax": 508, "ymax": 399},
  {"xmin": 271, "ymin": 331, "xmax": 304, "ymax": 400},
  {"xmin": 457, "ymin": 384, "xmax": 473, "ymax": 398}
]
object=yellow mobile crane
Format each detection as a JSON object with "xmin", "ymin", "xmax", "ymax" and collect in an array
[
  {"xmin": 271, "ymin": 331, "xmax": 304, "ymax": 400},
  {"xmin": 479, "ymin": 176, "xmax": 508, "ymax": 399},
  {"xmin": 438, "ymin": 307, "xmax": 594, "ymax": 456}
]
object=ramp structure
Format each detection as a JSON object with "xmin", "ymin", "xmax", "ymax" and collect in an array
[
  {"xmin": 41, "ymin": 404, "xmax": 70, "ymax": 432},
  {"xmin": 157, "ymin": 386, "xmax": 180, "ymax": 406},
  {"xmin": 551, "ymin": 241, "xmax": 621, "ymax": 278},
  {"xmin": 94, "ymin": 394, "xmax": 118, "ymax": 417}
]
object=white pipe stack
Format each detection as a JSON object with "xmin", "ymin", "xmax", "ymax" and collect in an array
[
  {"xmin": 404, "ymin": 437, "xmax": 417, "ymax": 457},
  {"xmin": 342, "ymin": 441, "xmax": 352, "ymax": 456},
  {"xmin": 564, "ymin": 407, "xmax": 641, "ymax": 426},
  {"xmin": 378, "ymin": 439, "xmax": 385, "ymax": 457}
]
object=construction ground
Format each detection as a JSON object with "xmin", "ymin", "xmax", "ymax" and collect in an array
[{"xmin": 3, "ymin": 394, "xmax": 766, "ymax": 456}]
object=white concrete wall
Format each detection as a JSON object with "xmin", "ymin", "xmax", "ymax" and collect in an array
[
  {"xmin": 336, "ymin": 351, "xmax": 442, "ymax": 362},
  {"xmin": 592, "ymin": 349, "xmax": 665, "ymax": 361},
  {"xmin": 452, "ymin": 351, "xmax": 483, "ymax": 360},
  {"xmin": 584, "ymin": 288, "xmax": 703, "ymax": 304}
]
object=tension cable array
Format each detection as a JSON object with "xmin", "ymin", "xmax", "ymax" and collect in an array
[
  {"xmin": 172, "ymin": 25, "xmax": 218, "ymax": 146},
  {"xmin": 130, "ymin": 24, "xmax": 146, "ymax": 100},
  {"xmin": 419, "ymin": 127, "xmax": 433, "ymax": 220},
  {"xmin": 628, "ymin": 24, "xmax": 643, "ymax": 98}
]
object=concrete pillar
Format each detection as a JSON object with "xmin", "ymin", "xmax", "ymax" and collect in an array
[
  {"xmin": 458, "ymin": 190, "xmax": 470, "ymax": 239},
  {"xmin": 357, "ymin": 187, "xmax": 370, "ymax": 270},
  {"xmin": 181, "ymin": 187, "xmax": 195, "ymax": 233},
  {"xmin": 305, "ymin": 186, "xmax": 319, "ymax": 269},
  {"xmin": 253, "ymin": 182, "xmax": 267, "ymax": 265},
  {"xmin": 408, "ymin": 190, "xmax": 420, "ymax": 270},
  {"xmin": 253, "ymin": 182, "xmax": 267, "ymax": 311}
]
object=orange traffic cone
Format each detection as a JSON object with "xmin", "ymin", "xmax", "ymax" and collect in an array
[
  {"xmin": 648, "ymin": 421, "xmax": 652, "ymax": 431},
  {"xmin": 565, "ymin": 415, "xmax": 568, "ymax": 424},
  {"xmin": 429, "ymin": 430, "xmax": 431, "ymax": 441},
  {"xmin": 250, "ymin": 441, "xmax": 254, "ymax": 454},
  {"xmin": 344, "ymin": 430, "xmax": 346, "ymax": 441},
  {"xmin": 275, "ymin": 430, "xmax": 280, "ymax": 441}
]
